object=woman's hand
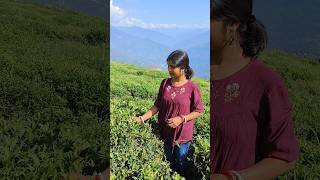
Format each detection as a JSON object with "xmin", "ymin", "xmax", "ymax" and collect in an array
[
  {"xmin": 167, "ymin": 116, "xmax": 183, "ymax": 128},
  {"xmin": 210, "ymin": 174, "xmax": 228, "ymax": 180},
  {"xmin": 131, "ymin": 116, "xmax": 143, "ymax": 123}
]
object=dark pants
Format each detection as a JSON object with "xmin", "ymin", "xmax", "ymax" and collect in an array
[{"xmin": 164, "ymin": 141, "xmax": 191, "ymax": 176}]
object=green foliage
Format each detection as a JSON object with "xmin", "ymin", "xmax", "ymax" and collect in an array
[
  {"xmin": 110, "ymin": 61, "xmax": 210, "ymax": 179},
  {"xmin": 0, "ymin": 0, "xmax": 109, "ymax": 179}
]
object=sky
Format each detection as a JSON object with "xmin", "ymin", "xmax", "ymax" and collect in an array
[{"xmin": 110, "ymin": 0, "xmax": 209, "ymax": 29}]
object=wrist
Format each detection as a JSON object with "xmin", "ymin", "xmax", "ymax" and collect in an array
[
  {"xmin": 179, "ymin": 115, "xmax": 183, "ymax": 124},
  {"xmin": 222, "ymin": 170, "xmax": 245, "ymax": 180},
  {"xmin": 179, "ymin": 115, "xmax": 187, "ymax": 124},
  {"xmin": 139, "ymin": 116, "xmax": 145, "ymax": 123},
  {"xmin": 230, "ymin": 170, "xmax": 245, "ymax": 180}
]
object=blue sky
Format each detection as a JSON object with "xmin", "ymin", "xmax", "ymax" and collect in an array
[{"xmin": 110, "ymin": 0, "xmax": 209, "ymax": 29}]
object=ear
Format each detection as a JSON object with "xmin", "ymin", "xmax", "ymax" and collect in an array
[
  {"xmin": 227, "ymin": 22, "xmax": 240, "ymax": 33},
  {"xmin": 181, "ymin": 68, "xmax": 186, "ymax": 75}
]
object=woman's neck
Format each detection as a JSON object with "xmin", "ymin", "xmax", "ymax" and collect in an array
[
  {"xmin": 211, "ymin": 46, "xmax": 251, "ymax": 80},
  {"xmin": 171, "ymin": 76, "xmax": 187, "ymax": 84}
]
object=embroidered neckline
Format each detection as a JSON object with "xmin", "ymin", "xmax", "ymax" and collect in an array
[
  {"xmin": 212, "ymin": 59, "xmax": 255, "ymax": 83},
  {"xmin": 166, "ymin": 84, "xmax": 187, "ymax": 99}
]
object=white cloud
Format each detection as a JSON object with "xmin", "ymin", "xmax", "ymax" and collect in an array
[
  {"xmin": 110, "ymin": 0, "xmax": 125, "ymax": 19},
  {"xmin": 110, "ymin": 0, "xmax": 178, "ymax": 29}
]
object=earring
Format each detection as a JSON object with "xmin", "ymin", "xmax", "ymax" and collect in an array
[
  {"xmin": 181, "ymin": 69, "xmax": 186, "ymax": 76},
  {"xmin": 228, "ymin": 35, "xmax": 235, "ymax": 46}
]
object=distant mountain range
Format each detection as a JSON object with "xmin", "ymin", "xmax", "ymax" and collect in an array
[
  {"xmin": 254, "ymin": 0, "xmax": 320, "ymax": 58},
  {"xmin": 110, "ymin": 25, "xmax": 210, "ymax": 79}
]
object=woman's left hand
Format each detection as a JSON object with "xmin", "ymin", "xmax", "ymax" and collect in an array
[{"xmin": 167, "ymin": 116, "xmax": 183, "ymax": 128}]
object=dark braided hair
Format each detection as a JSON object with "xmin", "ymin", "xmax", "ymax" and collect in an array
[{"xmin": 167, "ymin": 50, "xmax": 194, "ymax": 79}]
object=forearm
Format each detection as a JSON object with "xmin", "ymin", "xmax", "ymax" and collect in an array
[
  {"xmin": 141, "ymin": 105, "xmax": 158, "ymax": 121},
  {"xmin": 183, "ymin": 111, "xmax": 201, "ymax": 122},
  {"xmin": 238, "ymin": 158, "xmax": 296, "ymax": 180}
]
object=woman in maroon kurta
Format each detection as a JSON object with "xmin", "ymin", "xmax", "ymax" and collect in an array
[
  {"xmin": 132, "ymin": 50, "xmax": 204, "ymax": 176},
  {"xmin": 210, "ymin": 0, "xmax": 299, "ymax": 179}
]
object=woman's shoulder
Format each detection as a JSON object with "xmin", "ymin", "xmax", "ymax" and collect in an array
[
  {"xmin": 187, "ymin": 80, "xmax": 201, "ymax": 90},
  {"xmin": 160, "ymin": 77, "xmax": 171, "ymax": 84},
  {"xmin": 251, "ymin": 59, "xmax": 290, "ymax": 96},
  {"xmin": 251, "ymin": 59, "xmax": 286, "ymax": 88}
]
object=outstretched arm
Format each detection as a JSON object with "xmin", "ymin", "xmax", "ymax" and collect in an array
[
  {"xmin": 132, "ymin": 105, "xmax": 159, "ymax": 123},
  {"xmin": 238, "ymin": 158, "xmax": 296, "ymax": 180}
]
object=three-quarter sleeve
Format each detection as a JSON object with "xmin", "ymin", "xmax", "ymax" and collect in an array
[
  {"xmin": 191, "ymin": 84, "xmax": 204, "ymax": 113},
  {"xmin": 259, "ymin": 79, "xmax": 299, "ymax": 162}
]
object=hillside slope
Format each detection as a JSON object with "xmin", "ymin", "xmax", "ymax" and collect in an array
[{"xmin": 0, "ymin": 0, "xmax": 108, "ymax": 179}]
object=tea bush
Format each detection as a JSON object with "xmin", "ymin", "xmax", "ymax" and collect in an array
[{"xmin": 0, "ymin": 0, "xmax": 109, "ymax": 179}]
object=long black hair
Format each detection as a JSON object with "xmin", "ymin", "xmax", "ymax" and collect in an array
[
  {"xmin": 211, "ymin": 0, "xmax": 268, "ymax": 58},
  {"xmin": 166, "ymin": 50, "xmax": 194, "ymax": 79}
]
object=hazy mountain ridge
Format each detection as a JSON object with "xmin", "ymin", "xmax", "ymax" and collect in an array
[{"xmin": 110, "ymin": 25, "xmax": 210, "ymax": 79}]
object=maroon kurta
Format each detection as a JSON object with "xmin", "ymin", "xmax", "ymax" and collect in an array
[
  {"xmin": 154, "ymin": 78, "xmax": 204, "ymax": 146},
  {"xmin": 210, "ymin": 59, "xmax": 299, "ymax": 172}
]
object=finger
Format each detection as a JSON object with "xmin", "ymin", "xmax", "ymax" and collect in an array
[
  {"xmin": 169, "ymin": 122, "xmax": 176, "ymax": 128},
  {"xmin": 167, "ymin": 122, "xmax": 173, "ymax": 127},
  {"xmin": 168, "ymin": 120, "xmax": 174, "ymax": 124}
]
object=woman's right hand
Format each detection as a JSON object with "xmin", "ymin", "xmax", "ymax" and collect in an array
[{"xmin": 131, "ymin": 116, "xmax": 142, "ymax": 123}]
